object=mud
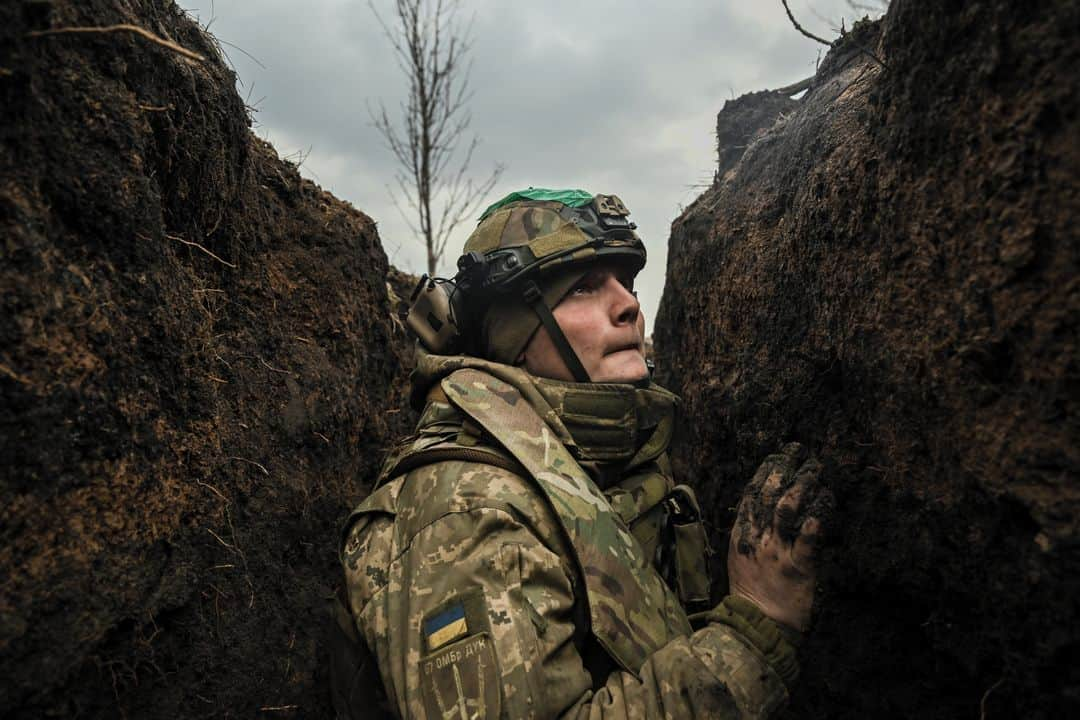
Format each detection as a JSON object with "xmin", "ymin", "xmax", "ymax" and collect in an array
[
  {"xmin": 1, "ymin": 0, "xmax": 410, "ymax": 715},
  {"xmin": 655, "ymin": 2, "xmax": 1079, "ymax": 718},
  {"xmin": 4, "ymin": 0, "xmax": 1078, "ymax": 717},
  {"xmin": 734, "ymin": 443, "xmax": 833, "ymax": 557}
]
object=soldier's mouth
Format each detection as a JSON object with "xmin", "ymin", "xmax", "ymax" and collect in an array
[{"xmin": 605, "ymin": 342, "xmax": 643, "ymax": 356}]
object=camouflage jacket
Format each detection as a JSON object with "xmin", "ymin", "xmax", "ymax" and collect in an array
[{"xmin": 337, "ymin": 353, "xmax": 799, "ymax": 719}]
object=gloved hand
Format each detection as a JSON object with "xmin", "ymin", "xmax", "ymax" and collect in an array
[{"xmin": 728, "ymin": 442, "xmax": 833, "ymax": 632}]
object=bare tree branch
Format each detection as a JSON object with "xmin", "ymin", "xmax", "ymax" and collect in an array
[
  {"xmin": 369, "ymin": 0, "xmax": 502, "ymax": 275},
  {"xmin": 781, "ymin": 0, "xmax": 832, "ymax": 46},
  {"xmin": 780, "ymin": 0, "xmax": 889, "ymax": 70},
  {"xmin": 27, "ymin": 23, "xmax": 205, "ymax": 61}
]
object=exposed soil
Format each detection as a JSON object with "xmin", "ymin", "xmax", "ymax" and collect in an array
[
  {"xmin": 5, "ymin": 0, "xmax": 1078, "ymax": 717},
  {"xmin": 0, "ymin": 0, "xmax": 410, "ymax": 715},
  {"xmin": 655, "ymin": 2, "xmax": 1079, "ymax": 718}
]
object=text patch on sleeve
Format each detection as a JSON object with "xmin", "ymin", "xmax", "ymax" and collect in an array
[{"xmin": 420, "ymin": 633, "xmax": 501, "ymax": 719}]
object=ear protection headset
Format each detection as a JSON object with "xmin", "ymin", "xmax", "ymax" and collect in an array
[{"xmin": 405, "ymin": 194, "xmax": 646, "ymax": 382}]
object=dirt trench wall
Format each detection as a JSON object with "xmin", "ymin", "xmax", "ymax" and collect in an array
[
  {"xmin": 655, "ymin": 2, "xmax": 1078, "ymax": 718},
  {"xmin": 0, "ymin": 0, "xmax": 409, "ymax": 715}
]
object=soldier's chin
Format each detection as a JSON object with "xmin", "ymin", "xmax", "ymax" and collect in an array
[{"xmin": 594, "ymin": 350, "xmax": 648, "ymax": 383}]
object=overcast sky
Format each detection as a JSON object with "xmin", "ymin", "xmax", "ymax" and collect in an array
[{"xmin": 190, "ymin": 1, "xmax": 882, "ymax": 333}]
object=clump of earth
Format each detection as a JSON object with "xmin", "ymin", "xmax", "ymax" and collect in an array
[
  {"xmin": 655, "ymin": 3, "xmax": 1079, "ymax": 718},
  {"xmin": 1, "ymin": 0, "xmax": 409, "ymax": 714},
  {"xmin": 2, "ymin": 0, "xmax": 1076, "ymax": 717}
]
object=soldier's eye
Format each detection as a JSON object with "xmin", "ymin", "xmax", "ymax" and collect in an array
[{"xmin": 571, "ymin": 273, "xmax": 604, "ymax": 295}]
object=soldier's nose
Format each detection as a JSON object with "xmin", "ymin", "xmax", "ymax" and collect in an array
[{"xmin": 610, "ymin": 279, "xmax": 639, "ymax": 326}]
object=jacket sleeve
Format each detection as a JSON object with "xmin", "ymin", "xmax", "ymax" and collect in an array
[{"xmin": 343, "ymin": 501, "xmax": 798, "ymax": 720}]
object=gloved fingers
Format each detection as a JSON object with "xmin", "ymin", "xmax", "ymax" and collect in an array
[
  {"xmin": 760, "ymin": 443, "xmax": 806, "ymax": 494},
  {"xmin": 769, "ymin": 454, "xmax": 821, "ymax": 543},
  {"xmin": 773, "ymin": 486, "xmax": 803, "ymax": 545},
  {"xmin": 778, "ymin": 441, "xmax": 809, "ymax": 468},
  {"xmin": 745, "ymin": 453, "xmax": 780, "ymax": 498},
  {"xmin": 749, "ymin": 442, "xmax": 804, "ymax": 492},
  {"xmin": 787, "ymin": 481, "xmax": 834, "ymax": 564},
  {"xmin": 748, "ymin": 443, "xmax": 804, "ymax": 527},
  {"xmin": 757, "ymin": 465, "xmax": 786, "ymax": 527},
  {"xmin": 733, "ymin": 457, "xmax": 778, "ymax": 555},
  {"xmin": 789, "ymin": 515, "xmax": 822, "ymax": 572},
  {"xmin": 763, "ymin": 443, "xmax": 807, "ymax": 512},
  {"xmin": 732, "ymin": 493, "xmax": 756, "ymax": 556},
  {"xmin": 728, "ymin": 444, "xmax": 826, "ymax": 633},
  {"xmin": 733, "ymin": 487, "xmax": 780, "ymax": 557},
  {"xmin": 735, "ymin": 442, "xmax": 811, "ymax": 557},
  {"xmin": 792, "ymin": 456, "xmax": 823, "ymax": 491},
  {"xmin": 802, "ymin": 483, "xmax": 836, "ymax": 542}
]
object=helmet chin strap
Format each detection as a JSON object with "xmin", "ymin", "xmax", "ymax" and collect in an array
[{"xmin": 523, "ymin": 281, "xmax": 592, "ymax": 383}]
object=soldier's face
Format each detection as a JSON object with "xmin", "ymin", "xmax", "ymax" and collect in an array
[{"xmin": 521, "ymin": 263, "xmax": 648, "ymax": 383}]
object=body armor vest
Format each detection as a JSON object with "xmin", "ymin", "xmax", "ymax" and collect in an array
[
  {"xmin": 331, "ymin": 363, "xmax": 711, "ymax": 716},
  {"xmin": 440, "ymin": 368, "xmax": 692, "ymax": 670}
]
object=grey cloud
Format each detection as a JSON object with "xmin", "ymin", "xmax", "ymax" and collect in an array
[{"xmin": 202, "ymin": 0, "xmax": 878, "ymax": 330}]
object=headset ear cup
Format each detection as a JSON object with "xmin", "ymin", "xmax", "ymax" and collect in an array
[{"xmin": 405, "ymin": 276, "xmax": 464, "ymax": 354}]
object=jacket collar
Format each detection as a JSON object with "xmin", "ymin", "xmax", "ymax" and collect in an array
[{"xmin": 411, "ymin": 348, "xmax": 679, "ymax": 471}]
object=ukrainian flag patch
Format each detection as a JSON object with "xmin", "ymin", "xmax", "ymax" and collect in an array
[{"xmin": 424, "ymin": 602, "xmax": 468, "ymax": 650}]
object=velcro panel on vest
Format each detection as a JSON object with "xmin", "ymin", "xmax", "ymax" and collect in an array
[
  {"xmin": 442, "ymin": 369, "xmax": 690, "ymax": 674},
  {"xmin": 534, "ymin": 381, "xmax": 637, "ymax": 461}
]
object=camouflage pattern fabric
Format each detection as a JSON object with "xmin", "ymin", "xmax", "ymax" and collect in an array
[
  {"xmin": 528, "ymin": 374, "xmax": 678, "ymax": 467},
  {"xmin": 463, "ymin": 200, "xmax": 588, "ymax": 256},
  {"xmin": 340, "ymin": 355, "xmax": 795, "ymax": 718},
  {"xmin": 442, "ymin": 367, "xmax": 690, "ymax": 672}
]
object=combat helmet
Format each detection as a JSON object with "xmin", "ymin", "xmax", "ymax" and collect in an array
[{"xmin": 405, "ymin": 188, "xmax": 646, "ymax": 382}]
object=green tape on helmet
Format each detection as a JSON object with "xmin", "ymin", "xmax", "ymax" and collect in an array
[{"xmin": 478, "ymin": 188, "xmax": 595, "ymax": 221}]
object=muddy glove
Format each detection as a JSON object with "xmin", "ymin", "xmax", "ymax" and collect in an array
[{"xmin": 728, "ymin": 442, "xmax": 833, "ymax": 632}]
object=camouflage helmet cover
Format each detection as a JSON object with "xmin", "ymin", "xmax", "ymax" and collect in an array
[{"xmin": 462, "ymin": 189, "xmax": 646, "ymax": 365}]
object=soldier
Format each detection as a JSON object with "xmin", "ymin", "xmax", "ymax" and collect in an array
[{"xmin": 331, "ymin": 188, "xmax": 830, "ymax": 718}]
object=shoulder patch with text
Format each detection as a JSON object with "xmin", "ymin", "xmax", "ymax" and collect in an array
[{"xmin": 420, "ymin": 632, "xmax": 501, "ymax": 719}]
